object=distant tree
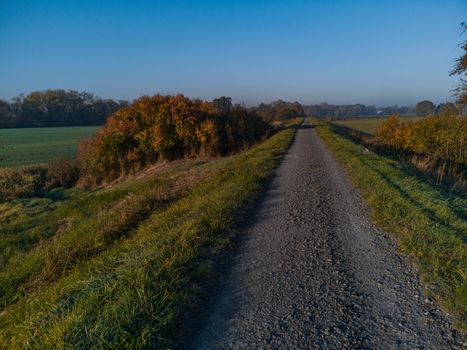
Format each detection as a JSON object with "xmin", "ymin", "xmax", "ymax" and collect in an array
[
  {"xmin": 450, "ymin": 22, "xmax": 467, "ymax": 114},
  {"xmin": 253, "ymin": 100, "xmax": 304, "ymax": 122},
  {"xmin": 415, "ymin": 100, "xmax": 435, "ymax": 116},
  {"xmin": 0, "ymin": 99, "xmax": 17, "ymax": 127},
  {"xmin": 0, "ymin": 89, "xmax": 127, "ymax": 127},
  {"xmin": 435, "ymin": 102, "xmax": 458, "ymax": 116},
  {"xmin": 303, "ymin": 103, "xmax": 411, "ymax": 117},
  {"xmin": 212, "ymin": 96, "xmax": 232, "ymax": 114}
]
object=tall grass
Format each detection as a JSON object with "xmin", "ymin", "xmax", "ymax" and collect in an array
[
  {"xmin": 315, "ymin": 119, "xmax": 467, "ymax": 331},
  {"xmin": 0, "ymin": 120, "xmax": 299, "ymax": 348},
  {"xmin": 0, "ymin": 159, "xmax": 80, "ymax": 200},
  {"xmin": 374, "ymin": 115, "xmax": 466, "ymax": 185}
]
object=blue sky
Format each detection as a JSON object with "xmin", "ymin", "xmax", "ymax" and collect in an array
[{"xmin": 0, "ymin": 0, "xmax": 465, "ymax": 106}]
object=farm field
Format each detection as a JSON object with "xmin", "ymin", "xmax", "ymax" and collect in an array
[
  {"xmin": 0, "ymin": 126, "xmax": 100, "ymax": 167},
  {"xmin": 332, "ymin": 115, "xmax": 422, "ymax": 134}
]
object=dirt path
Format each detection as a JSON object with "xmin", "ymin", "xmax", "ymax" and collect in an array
[{"xmin": 190, "ymin": 121, "xmax": 464, "ymax": 349}]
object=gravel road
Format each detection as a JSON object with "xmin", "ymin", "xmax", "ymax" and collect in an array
[{"xmin": 190, "ymin": 121, "xmax": 464, "ymax": 349}]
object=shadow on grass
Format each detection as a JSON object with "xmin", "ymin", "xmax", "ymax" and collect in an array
[
  {"xmin": 347, "ymin": 147, "xmax": 466, "ymax": 243},
  {"xmin": 323, "ymin": 123, "xmax": 467, "ymax": 241},
  {"xmin": 327, "ymin": 123, "xmax": 466, "ymax": 197}
]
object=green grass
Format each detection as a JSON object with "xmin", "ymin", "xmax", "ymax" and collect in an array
[
  {"xmin": 0, "ymin": 126, "xmax": 100, "ymax": 167},
  {"xmin": 0, "ymin": 120, "xmax": 299, "ymax": 348},
  {"xmin": 332, "ymin": 115, "xmax": 422, "ymax": 134},
  {"xmin": 314, "ymin": 119, "xmax": 467, "ymax": 331}
]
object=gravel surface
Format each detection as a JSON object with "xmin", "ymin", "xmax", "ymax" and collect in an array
[{"xmin": 190, "ymin": 121, "xmax": 465, "ymax": 349}]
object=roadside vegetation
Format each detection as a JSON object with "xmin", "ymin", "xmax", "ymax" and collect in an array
[
  {"xmin": 315, "ymin": 118, "xmax": 466, "ymax": 331},
  {"xmin": 79, "ymin": 94, "xmax": 270, "ymax": 184},
  {"xmin": 1, "ymin": 95, "xmax": 303, "ymax": 199},
  {"xmin": 0, "ymin": 106, "xmax": 300, "ymax": 347},
  {"xmin": 0, "ymin": 159, "xmax": 80, "ymax": 200},
  {"xmin": 373, "ymin": 115, "xmax": 466, "ymax": 184},
  {"xmin": 331, "ymin": 115, "xmax": 466, "ymax": 187}
]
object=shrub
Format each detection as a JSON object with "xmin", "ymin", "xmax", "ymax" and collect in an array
[
  {"xmin": 374, "ymin": 115, "xmax": 467, "ymax": 183},
  {"xmin": 0, "ymin": 159, "xmax": 81, "ymax": 200},
  {"xmin": 0, "ymin": 166, "xmax": 48, "ymax": 200},
  {"xmin": 79, "ymin": 94, "xmax": 270, "ymax": 184},
  {"xmin": 45, "ymin": 159, "xmax": 80, "ymax": 190}
]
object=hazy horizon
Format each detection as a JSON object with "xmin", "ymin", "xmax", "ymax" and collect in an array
[{"xmin": 1, "ymin": 0, "xmax": 466, "ymax": 106}]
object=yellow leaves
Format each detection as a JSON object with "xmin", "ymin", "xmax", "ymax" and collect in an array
[
  {"xmin": 196, "ymin": 119, "xmax": 218, "ymax": 146},
  {"xmin": 374, "ymin": 115, "xmax": 467, "ymax": 164},
  {"xmin": 78, "ymin": 94, "xmax": 268, "ymax": 183}
]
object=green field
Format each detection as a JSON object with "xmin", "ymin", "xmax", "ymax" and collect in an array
[
  {"xmin": 0, "ymin": 126, "xmax": 100, "ymax": 167},
  {"xmin": 332, "ymin": 115, "xmax": 421, "ymax": 134}
]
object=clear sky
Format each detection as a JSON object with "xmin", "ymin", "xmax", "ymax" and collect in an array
[{"xmin": 0, "ymin": 0, "xmax": 466, "ymax": 106}]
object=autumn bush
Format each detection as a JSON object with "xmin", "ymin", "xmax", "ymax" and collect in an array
[
  {"xmin": 44, "ymin": 158, "xmax": 81, "ymax": 190},
  {"xmin": 0, "ymin": 159, "xmax": 81, "ymax": 200},
  {"xmin": 0, "ymin": 166, "xmax": 48, "ymax": 199},
  {"xmin": 79, "ymin": 94, "xmax": 270, "ymax": 184},
  {"xmin": 374, "ymin": 115, "xmax": 467, "ymax": 183}
]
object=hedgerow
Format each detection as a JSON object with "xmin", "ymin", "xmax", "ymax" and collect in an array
[
  {"xmin": 79, "ymin": 94, "xmax": 270, "ymax": 184},
  {"xmin": 373, "ymin": 115, "xmax": 467, "ymax": 185}
]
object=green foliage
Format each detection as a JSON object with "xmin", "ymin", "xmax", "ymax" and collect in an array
[
  {"xmin": 0, "ymin": 121, "xmax": 299, "ymax": 348},
  {"xmin": 304, "ymin": 103, "xmax": 380, "ymax": 117},
  {"xmin": 415, "ymin": 100, "xmax": 435, "ymax": 116},
  {"xmin": 0, "ymin": 89, "xmax": 127, "ymax": 128},
  {"xmin": 315, "ymin": 119, "xmax": 467, "ymax": 331},
  {"xmin": 435, "ymin": 102, "xmax": 459, "ymax": 116},
  {"xmin": 253, "ymin": 99, "xmax": 304, "ymax": 122},
  {"xmin": 79, "ymin": 94, "xmax": 270, "ymax": 184}
]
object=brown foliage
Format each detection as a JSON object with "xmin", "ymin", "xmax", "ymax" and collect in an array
[
  {"xmin": 78, "ymin": 94, "xmax": 269, "ymax": 184},
  {"xmin": 0, "ymin": 159, "xmax": 80, "ymax": 200},
  {"xmin": 45, "ymin": 159, "xmax": 80, "ymax": 190},
  {"xmin": 374, "ymin": 115, "xmax": 467, "ymax": 183}
]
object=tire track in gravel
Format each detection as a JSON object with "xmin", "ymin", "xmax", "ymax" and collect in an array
[{"xmin": 190, "ymin": 120, "xmax": 464, "ymax": 349}]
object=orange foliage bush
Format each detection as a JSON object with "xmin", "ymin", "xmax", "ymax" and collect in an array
[
  {"xmin": 79, "ymin": 94, "xmax": 269, "ymax": 183},
  {"xmin": 374, "ymin": 115, "xmax": 467, "ymax": 182},
  {"xmin": 375, "ymin": 115, "xmax": 467, "ymax": 163}
]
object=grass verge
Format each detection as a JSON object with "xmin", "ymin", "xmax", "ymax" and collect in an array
[
  {"xmin": 314, "ymin": 118, "xmax": 466, "ymax": 331},
  {"xmin": 0, "ymin": 120, "xmax": 299, "ymax": 348}
]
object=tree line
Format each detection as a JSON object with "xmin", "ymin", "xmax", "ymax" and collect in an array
[
  {"xmin": 303, "ymin": 103, "xmax": 414, "ymax": 117},
  {"xmin": 0, "ymin": 89, "xmax": 129, "ymax": 128},
  {"xmin": 251, "ymin": 100, "xmax": 304, "ymax": 122},
  {"xmin": 0, "ymin": 91, "xmax": 305, "ymax": 128},
  {"xmin": 303, "ymin": 101, "xmax": 461, "ymax": 118},
  {"xmin": 414, "ymin": 100, "xmax": 459, "ymax": 116}
]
